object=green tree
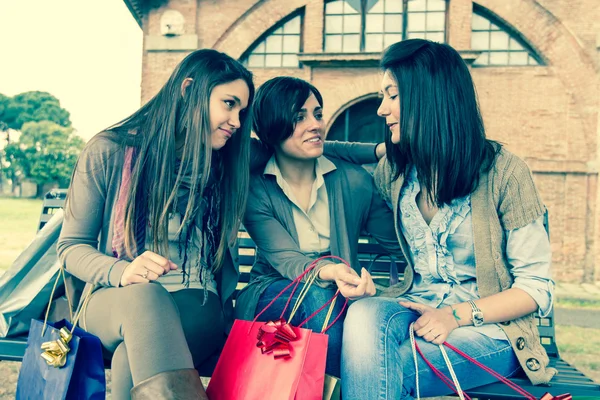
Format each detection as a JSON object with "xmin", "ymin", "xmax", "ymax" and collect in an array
[
  {"xmin": 3, "ymin": 121, "xmax": 84, "ymax": 197},
  {"xmin": 1, "ymin": 91, "xmax": 71, "ymax": 131}
]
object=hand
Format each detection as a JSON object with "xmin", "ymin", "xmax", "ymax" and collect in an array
[
  {"xmin": 400, "ymin": 301, "xmax": 458, "ymax": 345},
  {"xmin": 320, "ymin": 264, "xmax": 376, "ymax": 300},
  {"xmin": 120, "ymin": 250, "xmax": 178, "ymax": 287}
]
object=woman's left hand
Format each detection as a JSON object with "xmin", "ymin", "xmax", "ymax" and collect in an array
[{"xmin": 400, "ymin": 301, "xmax": 459, "ymax": 345}]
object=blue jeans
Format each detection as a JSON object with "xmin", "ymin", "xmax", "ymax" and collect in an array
[
  {"xmin": 341, "ymin": 297, "xmax": 521, "ymax": 400},
  {"xmin": 256, "ymin": 279, "xmax": 346, "ymax": 377}
]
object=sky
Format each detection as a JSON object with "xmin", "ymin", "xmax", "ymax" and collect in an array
[{"xmin": 0, "ymin": 0, "xmax": 143, "ymax": 141}]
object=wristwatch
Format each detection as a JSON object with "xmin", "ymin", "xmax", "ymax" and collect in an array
[{"xmin": 468, "ymin": 300, "xmax": 484, "ymax": 327}]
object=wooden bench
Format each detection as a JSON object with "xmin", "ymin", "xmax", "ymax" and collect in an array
[{"xmin": 1, "ymin": 190, "xmax": 599, "ymax": 398}]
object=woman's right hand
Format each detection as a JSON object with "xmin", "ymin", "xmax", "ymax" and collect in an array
[
  {"xmin": 119, "ymin": 250, "xmax": 178, "ymax": 287},
  {"xmin": 319, "ymin": 264, "xmax": 376, "ymax": 300}
]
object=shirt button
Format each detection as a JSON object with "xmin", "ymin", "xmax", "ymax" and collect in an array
[
  {"xmin": 516, "ymin": 337, "xmax": 526, "ymax": 350},
  {"xmin": 526, "ymin": 358, "xmax": 541, "ymax": 371}
]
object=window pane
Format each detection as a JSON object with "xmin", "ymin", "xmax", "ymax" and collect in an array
[
  {"xmin": 509, "ymin": 37, "xmax": 525, "ymax": 51},
  {"xmin": 343, "ymin": 34, "xmax": 360, "ymax": 52},
  {"xmin": 407, "ymin": 31, "xmax": 425, "ymax": 39},
  {"xmin": 265, "ymin": 35, "xmax": 283, "ymax": 53},
  {"xmin": 369, "ymin": 0, "xmax": 385, "ymax": 13},
  {"xmin": 366, "ymin": 14, "xmax": 384, "ymax": 33},
  {"xmin": 427, "ymin": 0, "xmax": 446, "ymax": 11},
  {"xmin": 283, "ymin": 35, "xmax": 300, "ymax": 53},
  {"xmin": 273, "ymin": 27, "xmax": 283, "ymax": 34},
  {"xmin": 408, "ymin": 13, "xmax": 426, "ymax": 32},
  {"xmin": 385, "ymin": 0, "xmax": 403, "ymax": 12},
  {"xmin": 282, "ymin": 54, "xmax": 298, "ymax": 67},
  {"xmin": 326, "ymin": 1, "xmax": 344, "ymax": 14},
  {"xmin": 247, "ymin": 55, "xmax": 264, "ymax": 67},
  {"xmin": 325, "ymin": 35, "xmax": 343, "ymax": 52},
  {"xmin": 490, "ymin": 23, "xmax": 501, "ymax": 31},
  {"xmin": 489, "ymin": 52, "xmax": 509, "ymax": 65},
  {"xmin": 426, "ymin": 31, "xmax": 444, "ymax": 42},
  {"xmin": 408, "ymin": 0, "xmax": 426, "ymax": 12},
  {"xmin": 528, "ymin": 55, "xmax": 538, "ymax": 65},
  {"xmin": 510, "ymin": 52, "xmax": 528, "ymax": 65},
  {"xmin": 265, "ymin": 54, "xmax": 281, "ymax": 67},
  {"xmin": 385, "ymin": 14, "xmax": 403, "ymax": 33},
  {"xmin": 426, "ymin": 12, "xmax": 445, "ymax": 31},
  {"xmin": 490, "ymin": 31, "xmax": 509, "ymax": 50},
  {"xmin": 283, "ymin": 16, "xmax": 301, "ymax": 34},
  {"xmin": 474, "ymin": 52, "xmax": 489, "ymax": 65},
  {"xmin": 326, "ymin": 16, "xmax": 343, "ymax": 34},
  {"xmin": 471, "ymin": 31, "xmax": 489, "ymax": 50},
  {"xmin": 471, "ymin": 14, "xmax": 489, "ymax": 30},
  {"xmin": 365, "ymin": 33, "xmax": 384, "ymax": 51},
  {"xmin": 344, "ymin": 0, "xmax": 360, "ymax": 13},
  {"xmin": 383, "ymin": 33, "xmax": 403, "ymax": 47},
  {"xmin": 255, "ymin": 42, "xmax": 266, "ymax": 53},
  {"xmin": 344, "ymin": 14, "xmax": 361, "ymax": 33}
]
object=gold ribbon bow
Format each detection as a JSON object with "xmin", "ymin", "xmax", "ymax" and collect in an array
[{"xmin": 41, "ymin": 327, "xmax": 73, "ymax": 368}]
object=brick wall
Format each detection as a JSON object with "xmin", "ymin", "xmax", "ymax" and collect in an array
[{"xmin": 137, "ymin": 0, "xmax": 600, "ymax": 283}]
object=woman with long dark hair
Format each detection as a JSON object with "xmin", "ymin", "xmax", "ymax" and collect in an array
[
  {"xmin": 341, "ymin": 39, "xmax": 555, "ymax": 399},
  {"xmin": 58, "ymin": 49, "xmax": 254, "ymax": 399}
]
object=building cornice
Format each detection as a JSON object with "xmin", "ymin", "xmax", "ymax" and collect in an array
[{"xmin": 123, "ymin": 0, "xmax": 144, "ymax": 28}]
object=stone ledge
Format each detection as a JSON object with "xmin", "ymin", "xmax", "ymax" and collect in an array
[{"xmin": 145, "ymin": 35, "xmax": 198, "ymax": 52}]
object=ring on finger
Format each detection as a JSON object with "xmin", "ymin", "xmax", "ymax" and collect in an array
[{"xmin": 141, "ymin": 269, "xmax": 149, "ymax": 279}]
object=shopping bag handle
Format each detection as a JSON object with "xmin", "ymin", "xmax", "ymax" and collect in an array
[
  {"xmin": 42, "ymin": 265, "xmax": 93, "ymax": 337},
  {"xmin": 252, "ymin": 255, "xmax": 349, "ymax": 334},
  {"xmin": 409, "ymin": 323, "xmax": 568, "ymax": 400}
]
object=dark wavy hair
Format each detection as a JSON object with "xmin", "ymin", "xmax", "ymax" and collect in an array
[
  {"xmin": 76, "ymin": 49, "xmax": 254, "ymax": 271},
  {"xmin": 381, "ymin": 39, "xmax": 499, "ymax": 206},
  {"xmin": 252, "ymin": 76, "xmax": 323, "ymax": 149}
]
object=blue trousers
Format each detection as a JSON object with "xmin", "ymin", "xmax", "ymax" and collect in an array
[{"xmin": 342, "ymin": 297, "xmax": 521, "ymax": 400}]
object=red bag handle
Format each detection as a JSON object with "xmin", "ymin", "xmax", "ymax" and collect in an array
[
  {"xmin": 252, "ymin": 255, "xmax": 350, "ymax": 333},
  {"xmin": 413, "ymin": 335, "xmax": 569, "ymax": 400}
]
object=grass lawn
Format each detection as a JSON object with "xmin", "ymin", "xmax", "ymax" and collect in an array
[{"xmin": 0, "ymin": 197, "xmax": 43, "ymax": 272}]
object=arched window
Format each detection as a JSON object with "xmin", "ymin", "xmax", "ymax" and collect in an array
[
  {"xmin": 324, "ymin": 0, "xmax": 447, "ymax": 53},
  {"xmin": 327, "ymin": 97, "xmax": 387, "ymax": 144},
  {"xmin": 243, "ymin": 15, "xmax": 302, "ymax": 68},
  {"xmin": 471, "ymin": 8, "xmax": 542, "ymax": 66}
]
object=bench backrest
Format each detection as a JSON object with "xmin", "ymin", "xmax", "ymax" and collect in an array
[{"xmin": 40, "ymin": 191, "xmax": 558, "ymax": 358}]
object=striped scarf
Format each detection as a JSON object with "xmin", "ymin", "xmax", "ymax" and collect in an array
[{"xmin": 112, "ymin": 147, "xmax": 146, "ymax": 260}]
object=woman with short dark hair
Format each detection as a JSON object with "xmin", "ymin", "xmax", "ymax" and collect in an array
[
  {"xmin": 341, "ymin": 39, "xmax": 555, "ymax": 399},
  {"xmin": 234, "ymin": 76, "xmax": 402, "ymax": 378}
]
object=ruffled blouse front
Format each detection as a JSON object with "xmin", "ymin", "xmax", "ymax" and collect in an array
[{"xmin": 398, "ymin": 166, "xmax": 507, "ymax": 340}]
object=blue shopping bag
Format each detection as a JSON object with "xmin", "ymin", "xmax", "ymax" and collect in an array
[{"xmin": 16, "ymin": 319, "xmax": 105, "ymax": 400}]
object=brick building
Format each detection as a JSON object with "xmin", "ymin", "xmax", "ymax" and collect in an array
[{"xmin": 123, "ymin": 0, "xmax": 600, "ymax": 283}]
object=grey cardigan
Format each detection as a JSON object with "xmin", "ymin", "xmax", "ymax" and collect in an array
[
  {"xmin": 56, "ymin": 134, "xmax": 240, "ymax": 328},
  {"xmin": 234, "ymin": 156, "xmax": 403, "ymax": 321},
  {"xmin": 373, "ymin": 147, "xmax": 556, "ymax": 385}
]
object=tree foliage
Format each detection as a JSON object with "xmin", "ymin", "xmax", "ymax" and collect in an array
[
  {"xmin": 0, "ymin": 91, "xmax": 71, "ymax": 131},
  {"xmin": 0, "ymin": 91, "xmax": 83, "ymax": 196}
]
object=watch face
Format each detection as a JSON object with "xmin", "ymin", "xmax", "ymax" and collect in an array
[{"xmin": 473, "ymin": 311, "xmax": 484, "ymax": 326}]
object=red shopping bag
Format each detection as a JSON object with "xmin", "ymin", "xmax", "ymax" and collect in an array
[{"xmin": 207, "ymin": 256, "xmax": 348, "ymax": 400}]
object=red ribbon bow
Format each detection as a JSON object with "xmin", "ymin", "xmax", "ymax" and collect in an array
[
  {"xmin": 540, "ymin": 393, "xmax": 572, "ymax": 400},
  {"xmin": 256, "ymin": 319, "xmax": 298, "ymax": 359}
]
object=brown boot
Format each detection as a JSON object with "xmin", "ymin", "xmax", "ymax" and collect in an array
[{"xmin": 130, "ymin": 368, "xmax": 209, "ymax": 400}]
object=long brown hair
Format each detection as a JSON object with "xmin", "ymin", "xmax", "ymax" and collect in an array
[{"xmin": 103, "ymin": 49, "xmax": 253, "ymax": 270}]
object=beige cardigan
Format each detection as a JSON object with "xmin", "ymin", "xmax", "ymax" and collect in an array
[{"xmin": 373, "ymin": 147, "xmax": 556, "ymax": 385}]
